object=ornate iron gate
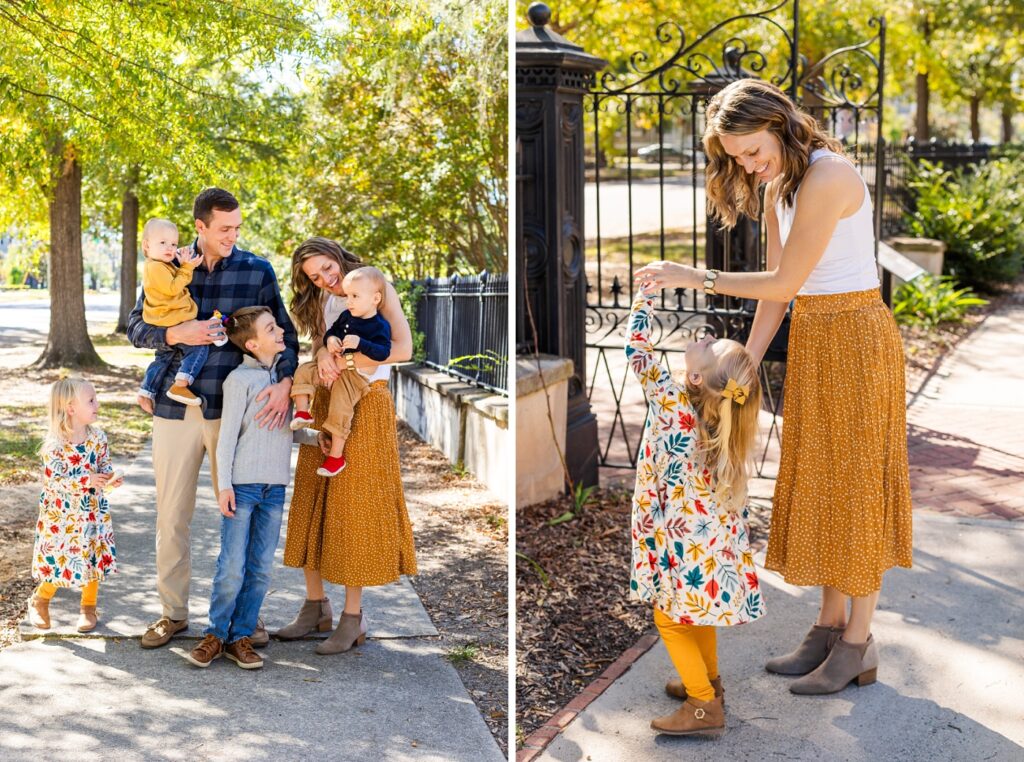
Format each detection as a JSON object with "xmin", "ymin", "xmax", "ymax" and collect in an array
[{"xmin": 584, "ymin": 0, "xmax": 887, "ymax": 474}]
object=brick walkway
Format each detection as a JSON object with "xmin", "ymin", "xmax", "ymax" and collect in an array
[{"xmin": 906, "ymin": 298, "xmax": 1024, "ymax": 521}]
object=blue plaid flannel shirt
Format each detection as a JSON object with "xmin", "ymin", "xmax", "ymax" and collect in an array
[{"xmin": 127, "ymin": 243, "xmax": 299, "ymax": 420}]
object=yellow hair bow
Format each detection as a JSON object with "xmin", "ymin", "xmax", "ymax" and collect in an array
[{"xmin": 721, "ymin": 378, "xmax": 749, "ymax": 406}]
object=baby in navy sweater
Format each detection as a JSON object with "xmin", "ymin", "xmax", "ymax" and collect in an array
[{"xmin": 290, "ymin": 266, "xmax": 391, "ymax": 476}]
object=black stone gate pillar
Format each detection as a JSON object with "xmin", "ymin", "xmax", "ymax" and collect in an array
[{"xmin": 516, "ymin": 3, "xmax": 605, "ymax": 488}]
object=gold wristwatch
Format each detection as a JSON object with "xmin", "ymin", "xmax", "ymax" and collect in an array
[{"xmin": 703, "ymin": 268, "xmax": 719, "ymax": 296}]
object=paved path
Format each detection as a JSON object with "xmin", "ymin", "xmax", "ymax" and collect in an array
[
  {"xmin": 1, "ymin": 444, "xmax": 504, "ymax": 762},
  {"xmin": 526, "ymin": 513, "xmax": 1024, "ymax": 761},
  {"xmin": 906, "ymin": 296, "xmax": 1024, "ymax": 520},
  {"xmin": 585, "ymin": 179, "xmax": 706, "ymax": 239}
]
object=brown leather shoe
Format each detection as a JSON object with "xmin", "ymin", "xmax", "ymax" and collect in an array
[
  {"xmin": 765, "ymin": 624, "xmax": 845, "ymax": 676},
  {"xmin": 250, "ymin": 616, "xmax": 269, "ymax": 648},
  {"xmin": 274, "ymin": 598, "xmax": 333, "ymax": 640},
  {"xmin": 790, "ymin": 635, "xmax": 878, "ymax": 695},
  {"xmin": 665, "ymin": 675, "xmax": 724, "ymax": 704},
  {"xmin": 184, "ymin": 634, "xmax": 224, "ymax": 668},
  {"xmin": 650, "ymin": 695, "xmax": 725, "ymax": 736},
  {"xmin": 77, "ymin": 605, "xmax": 98, "ymax": 633},
  {"xmin": 166, "ymin": 384, "xmax": 201, "ymax": 406},
  {"xmin": 225, "ymin": 637, "xmax": 264, "ymax": 670},
  {"xmin": 27, "ymin": 594, "xmax": 50, "ymax": 630},
  {"xmin": 141, "ymin": 616, "xmax": 189, "ymax": 648}
]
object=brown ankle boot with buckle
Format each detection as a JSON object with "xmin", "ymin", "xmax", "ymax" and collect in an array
[
  {"xmin": 225, "ymin": 637, "xmax": 264, "ymax": 670},
  {"xmin": 650, "ymin": 695, "xmax": 725, "ymax": 736},
  {"xmin": 665, "ymin": 675, "xmax": 724, "ymax": 705},
  {"xmin": 27, "ymin": 594, "xmax": 50, "ymax": 630},
  {"xmin": 77, "ymin": 605, "xmax": 98, "ymax": 633},
  {"xmin": 273, "ymin": 598, "xmax": 333, "ymax": 640},
  {"xmin": 315, "ymin": 611, "xmax": 366, "ymax": 655},
  {"xmin": 765, "ymin": 624, "xmax": 845, "ymax": 676},
  {"xmin": 790, "ymin": 635, "xmax": 878, "ymax": 695}
]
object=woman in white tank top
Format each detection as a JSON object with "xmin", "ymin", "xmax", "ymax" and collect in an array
[{"xmin": 635, "ymin": 79, "xmax": 912, "ymax": 698}]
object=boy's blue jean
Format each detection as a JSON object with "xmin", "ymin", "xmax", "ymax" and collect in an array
[
  {"xmin": 139, "ymin": 344, "xmax": 209, "ymax": 398},
  {"xmin": 205, "ymin": 483, "xmax": 285, "ymax": 644}
]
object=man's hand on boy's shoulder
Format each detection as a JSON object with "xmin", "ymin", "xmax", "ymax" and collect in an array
[
  {"xmin": 254, "ymin": 378, "xmax": 292, "ymax": 431},
  {"xmin": 218, "ymin": 488, "xmax": 235, "ymax": 518}
]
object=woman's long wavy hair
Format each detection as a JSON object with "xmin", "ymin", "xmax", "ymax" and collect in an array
[
  {"xmin": 682, "ymin": 341, "xmax": 762, "ymax": 512},
  {"xmin": 703, "ymin": 79, "xmax": 843, "ymax": 227},
  {"xmin": 289, "ymin": 237, "xmax": 363, "ymax": 340}
]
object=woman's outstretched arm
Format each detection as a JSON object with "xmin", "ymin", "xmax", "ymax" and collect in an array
[{"xmin": 635, "ymin": 160, "xmax": 863, "ymax": 302}]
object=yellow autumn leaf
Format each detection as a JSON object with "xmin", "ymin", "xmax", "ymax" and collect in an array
[{"xmin": 686, "ymin": 540, "xmax": 704, "ymax": 562}]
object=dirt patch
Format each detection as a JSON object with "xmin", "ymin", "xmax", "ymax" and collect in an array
[{"xmin": 397, "ymin": 423, "xmax": 509, "ymax": 756}]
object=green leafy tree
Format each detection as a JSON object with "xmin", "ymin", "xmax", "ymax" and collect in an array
[{"xmin": 0, "ymin": 1, "xmax": 324, "ymax": 367}]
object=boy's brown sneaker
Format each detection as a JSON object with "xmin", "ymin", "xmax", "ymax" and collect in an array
[
  {"xmin": 225, "ymin": 637, "xmax": 264, "ymax": 669},
  {"xmin": 184, "ymin": 634, "xmax": 224, "ymax": 668},
  {"xmin": 141, "ymin": 616, "xmax": 188, "ymax": 648},
  {"xmin": 166, "ymin": 384, "xmax": 202, "ymax": 406}
]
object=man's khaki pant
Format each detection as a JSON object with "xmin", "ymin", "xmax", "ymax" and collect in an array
[{"xmin": 152, "ymin": 406, "xmax": 221, "ymax": 621}]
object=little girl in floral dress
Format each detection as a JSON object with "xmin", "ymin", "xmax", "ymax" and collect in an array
[
  {"xmin": 626, "ymin": 287, "xmax": 766, "ymax": 737},
  {"xmin": 28, "ymin": 377, "xmax": 121, "ymax": 633}
]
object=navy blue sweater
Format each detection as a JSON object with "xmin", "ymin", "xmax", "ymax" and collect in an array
[{"xmin": 323, "ymin": 310, "xmax": 391, "ymax": 363}]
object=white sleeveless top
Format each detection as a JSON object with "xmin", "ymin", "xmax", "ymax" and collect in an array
[
  {"xmin": 775, "ymin": 148, "xmax": 880, "ymax": 295},
  {"xmin": 324, "ymin": 293, "xmax": 391, "ymax": 383}
]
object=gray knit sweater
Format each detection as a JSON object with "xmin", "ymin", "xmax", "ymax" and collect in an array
[{"xmin": 216, "ymin": 354, "xmax": 318, "ymax": 493}]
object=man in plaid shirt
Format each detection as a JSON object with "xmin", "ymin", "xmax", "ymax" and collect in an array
[{"xmin": 127, "ymin": 188, "xmax": 299, "ymax": 648}]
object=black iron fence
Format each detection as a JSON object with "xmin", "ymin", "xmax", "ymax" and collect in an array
[
  {"xmin": 413, "ymin": 272, "xmax": 508, "ymax": 395},
  {"xmin": 864, "ymin": 139, "xmax": 1013, "ymax": 238}
]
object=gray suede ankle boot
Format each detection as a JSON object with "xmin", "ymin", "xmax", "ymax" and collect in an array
[
  {"xmin": 790, "ymin": 635, "xmax": 878, "ymax": 695},
  {"xmin": 273, "ymin": 598, "xmax": 333, "ymax": 640},
  {"xmin": 315, "ymin": 611, "xmax": 366, "ymax": 655},
  {"xmin": 765, "ymin": 624, "xmax": 845, "ymax": 675}
]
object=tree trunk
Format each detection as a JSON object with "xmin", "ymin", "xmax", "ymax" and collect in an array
[
  {"xmin": 116, "ymin": 169, "xmax": 140, "ymax": 333},
  {"xmin": 915, "ymin": 72, "xmax": 930, "ymax": 143},
  {"xmin": 1002, "ymin": 103, "xmax": 1014, "ymax": 143},
  {"xmin": 969, "ymin": 97, "xmax": 981, "ymax": 142},
  {"xmin": 35, "ymin": 141, "xmax": 104, "ymax": 369}
]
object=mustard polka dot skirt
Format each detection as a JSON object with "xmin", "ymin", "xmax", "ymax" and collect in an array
[
  {"xmin": 284, "ymin": 380, "xmax": 418, "ymax": 586},
  {"xmin": 765, "ymin": 288, "xmax": 913, "ymax": 596}
]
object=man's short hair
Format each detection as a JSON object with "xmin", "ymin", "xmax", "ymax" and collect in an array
[
  {"xmin": 193, "ymin": 188, "xmax": 240, "ymax": 225},
  {"xmin": 224, "ymin": 305, "xmax": 272, "ymax": 354}
]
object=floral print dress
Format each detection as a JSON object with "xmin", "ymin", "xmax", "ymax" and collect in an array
[
  {"xmin": 33, "ymin": 428, "xmax": 118, "ymax": 587},
  {"xmin": 625, "ymin": 294, "xmax": 765, "ymax": 626}
]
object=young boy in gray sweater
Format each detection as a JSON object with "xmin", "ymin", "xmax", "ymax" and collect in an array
[{"xmin": 185, "ymin": 305, "xmax": 318, "ymax": 670}]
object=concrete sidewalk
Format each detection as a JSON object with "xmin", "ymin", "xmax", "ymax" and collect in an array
[
  {"xmin": 534, "ymin": 512, "xmax": 1024, "ymax": 761},
  {"xmin": 1, "ymin": 444, "xmax": 504, "ymax": 762}
]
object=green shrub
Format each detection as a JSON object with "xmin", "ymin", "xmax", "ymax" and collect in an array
[
  {"xmin": 892, "ymin": 274, "xmax": 988, "ymax": 328},
  {"xmin": 906, "ymin": 159, "xmax": 1024, "ymax": 291}
]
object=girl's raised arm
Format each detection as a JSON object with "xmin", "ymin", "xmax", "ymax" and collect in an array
[{"xmin": 625, "ymin": 292, "xmax": 674, "ymax": 399}]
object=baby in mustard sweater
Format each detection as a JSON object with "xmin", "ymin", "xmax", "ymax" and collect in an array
[{"xmin": 136, "ymin": 218, "xmax": 207, "ymax": 409}]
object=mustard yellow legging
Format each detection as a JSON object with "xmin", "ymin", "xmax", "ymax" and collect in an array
[
  {"xmin": 653, "ymin": 607, "xmax": 719, "ymax": 702},
  {"xmin": 35, "ymin": 580, "xmax": 99, "ymax": 607}
]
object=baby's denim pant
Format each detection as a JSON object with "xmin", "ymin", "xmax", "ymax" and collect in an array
[{"xmin": 139, "ymin": 344, "xmax": 210, "ymax": 398}]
